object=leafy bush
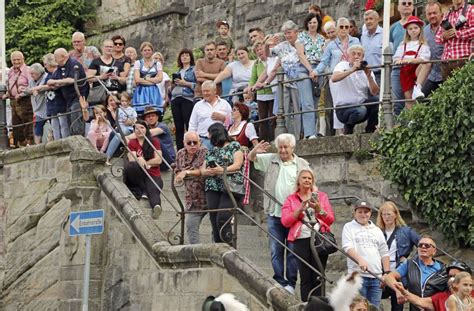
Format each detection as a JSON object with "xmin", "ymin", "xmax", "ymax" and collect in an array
[
  {"xmin": 6, "ymin": 0, "xmax": 93, "ymax": 64},
  {"xmin": 377, "ymin": 62, "xmax": 474, "ymax": 247}
]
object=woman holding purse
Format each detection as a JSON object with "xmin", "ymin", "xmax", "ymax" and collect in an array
[{"xmin": 281, "ymin": 168, "xmax": 335, "ymax": 302}]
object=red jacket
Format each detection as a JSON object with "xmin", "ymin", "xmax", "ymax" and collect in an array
[{"xmin": 281, "ymin": 190, "xmax": 335, "ymax": 242}]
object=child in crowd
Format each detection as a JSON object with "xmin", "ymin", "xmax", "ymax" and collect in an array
[
  {"xmin": 350, "ymin": 296, "xmax": 370, "ymax": 311},
  {"xmin": 214, "ymin": 20, "xmax": 235, "ymax": 60},
  {"xmin": 87, "ymin": 105, "xmax": 112, "ymax": 153},
  {"xmin": 446, "ymin": 272, "xmax": 473, "ymax": 311},
  {"xmin": 393, "ymin": 16, "xmax": 430, "ymax": 106},
  {"xmin": 117, "ymin": 92, "xmax": 137, "ymax": 134},
  {"xmin": 105, "ymin": 92, "xmax": 137, "ymax": 165},
  {"xmin": 243, "ymin": 92, "xmax": 259, "ymax": 122},
  {"xmin": 152, "ymin": 52, "xmax": 171, "ymax": 109}
]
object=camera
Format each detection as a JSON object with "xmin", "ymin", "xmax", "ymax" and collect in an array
[
  {"xmin": 208, "ymin": 160, "xmax": 217, "ymax": 168},
  {"xmin": 311, "ymin": 192, "xmax": 319, "ymax": 203},
  {"xmin": 455, "ymin": 15, "xmax": 467, "ymax": 30},
  {"xmin": 359, "ymin": 61, "xmax": 368, "ymax": 70},
  {"xmin": 441, "ymin": 19, "xmax": 453, "ymax": 30}
]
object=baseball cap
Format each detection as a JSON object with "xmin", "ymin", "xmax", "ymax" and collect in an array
[{"xmin": 353, "ymin": 200, "xmax": 373, "ymax": 211}]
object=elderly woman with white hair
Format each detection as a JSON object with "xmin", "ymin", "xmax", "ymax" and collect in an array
[
  {"xmin": 316, "ymin": 17, "xmax": 361, "ymax": 134},
  {"xmin": 266, "ymin": 20, "xmax": 319, "ymax": 140},
  {"xmin": 23, "ymin": 63, "xmax": 48, "ymax": 144},
  {"xmin": 248, "ymin": 133, "xmax": 310, "ymax": 294}
]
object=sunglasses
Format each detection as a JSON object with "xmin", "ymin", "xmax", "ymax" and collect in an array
[
  {"xmin": 339, "ymin": 25, "xmax": 350, "ymax": 29},
  {"xmin": 418, "ymin": 243, "xmax": 435, "ymax": 249},
  {"xmin": 186, "ymin": 141, "xmax": 199, "ymax": 146},
  {"xmin": 114, "ymin": 42, "xmax": 124, "ymax": 46},
  {"xmin": 402, "ymin": 1, "xmax": 413, "ymax": 5}
]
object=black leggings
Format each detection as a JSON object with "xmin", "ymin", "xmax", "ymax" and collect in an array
[
  {"xmin": 205, "ymin": 190, "xmax": 240, "ymax": 246},
  {"xmin": 171, "ymin": 96, "xmax": 194, "ymax": 150},
  {"xmin": 293, "ymin": 237, "xmax": 328, "ymax": 302},
  {"xmin": 125, "ymin": 162, "xmax": 163, "ymax": 209}
]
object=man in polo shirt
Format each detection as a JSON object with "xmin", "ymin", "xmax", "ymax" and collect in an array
[
  {"xmin": 188, "ymin": 80, "xmax": 231, "ymax": 150},
  {"xmin": 48, "ymin": 48, "xmax": 89, "ymax": 136},
  {"xmin": 394, "ymin": 261, "xmax": 472, "ymax": 311},
  {"xmin": 248, "ymin": 133, "xmax": 310, "ymax": 295},
  {"xmin": 384, "ymin": 235, "xmax": 447, "ymax": 311},
  {"xmin": 194, "ymin": 42, "xmax": 226, "ymax": 100},
  {"xmin": 422, "ymin": 2, "xmax": 445, "ymax": 97}
]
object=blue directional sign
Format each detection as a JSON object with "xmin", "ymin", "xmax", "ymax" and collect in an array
[{"xmin": 69, "ymin": 209, "xmax": 105, "ymax": 236}]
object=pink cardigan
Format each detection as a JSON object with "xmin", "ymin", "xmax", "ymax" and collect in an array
[{"xmin": 281, "ymin": 190, "xmax": 335, "ymax": 242}]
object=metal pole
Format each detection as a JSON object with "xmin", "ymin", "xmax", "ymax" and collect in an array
[
  {"xmin": 383, "ymin": 47, "xmax": 394, "ymax": 129},
  {"xmin": 274, "ymin": 69, "xmax": 287, "ymax": 136},
  {"xmin": 82, "ymin": 235, "xmax": 91, "ymax": 311}
]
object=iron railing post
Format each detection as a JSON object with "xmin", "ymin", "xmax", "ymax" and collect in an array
[
  {"xmin": 0, "ymin": 84, "xmax": 8, "ymax": 149},
  {"xmin": 274, "ymin": 69, "xmax": 287, "ymax": 136},
  {"xmin": 383, "ymin": 46, "xmax": 394, "ymax": 129}
]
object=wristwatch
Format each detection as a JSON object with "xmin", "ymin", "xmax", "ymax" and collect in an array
[{"xmin": 383, "ymin": 271, "xmax": 391, "ymax": 275}]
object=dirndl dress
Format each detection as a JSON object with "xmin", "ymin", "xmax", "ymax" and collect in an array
[{"xmin": 132, "ymin": 59, "xmax": 162, "ymax": 115}]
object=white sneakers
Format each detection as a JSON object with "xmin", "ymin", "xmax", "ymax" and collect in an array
[
  {"xmin": 283, "ymin": 285, "xmax": 295, "ymax": 295},
  {"xmin": 412, "ymin": 84, "xmax": 425, "ymax": 100}
]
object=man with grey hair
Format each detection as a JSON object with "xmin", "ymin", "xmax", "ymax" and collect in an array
[
  {"xmin": 330, "ymin": 45, "xmax": 379, "ymax": 134},
  {"xmin": 47, "ymin": 48, "xmax": 89, "ymax": 136},
  {"xmin": 174, "ymin": 131, "xmax": 208, "ymax": 244},
  {"xmin": 361, "ymin": 10, "xmax": 383, "ymax": 86},
  {"xmin": 188, "ymin": 80, "xmax": 231, "ymax": 150},
  {"xmin": 2, "ymin": 51, "xmax": 33, "ymax": 147},
  {"xmin": 69, "ymin": 31, "xmax": 99, "ymax": 70},
  {"xmin": 248, "ymin": 134, "xmax": 310, "ymax": 294}
]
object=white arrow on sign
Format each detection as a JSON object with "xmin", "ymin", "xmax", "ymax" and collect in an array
[{"xmin": 71, "ymin": 215, "xmax": 103, "ymax": 233}]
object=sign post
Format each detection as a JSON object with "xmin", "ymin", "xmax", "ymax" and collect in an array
[{"xmin": 69, "ymin": 209, "xmax": 105, "ymax": 311}]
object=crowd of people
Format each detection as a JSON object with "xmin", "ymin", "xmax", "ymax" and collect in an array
[{"xmin": 1, "ymin": 1, "xmax": 473, "ymax": 309}]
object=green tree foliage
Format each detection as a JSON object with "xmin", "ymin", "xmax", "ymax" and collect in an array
[
  {"xmin": 377, "ymin": 63, "xmax": 474, "ymax": 247},
  {"xmin": 6, "ymin": 0, "xmax": 93, "ymax": 64}
]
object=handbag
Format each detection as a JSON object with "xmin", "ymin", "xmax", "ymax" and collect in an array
[
  {"xmin": 313, "ymin": 230, "xmax": 338, "ymax": 256},
  {"xmin": 226, "ymin": 174, "xmax": 245, "ymax": 195},
  {"xmin": 87, "ymin": 84, "xmax": 107, "ymax": 104}
]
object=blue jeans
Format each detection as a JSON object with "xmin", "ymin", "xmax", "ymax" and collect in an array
[
  {"xmin": 296, "ymin": 65, "xmax": 317, "ymax": 137},
  {"xmin": 335, "ymin": 105, "xmax": 367, "ymax": 134},
  {"xmin": 267, "ymin": 215, "xmax": 298, "ymax": 288},
  {"xmin": 391, "ymin": 67, "xmax": 404, "ymax": 116},
  {"xmin": 200, "ymin": 136, "xmax": 212, "ymax": 151},
  {"xmin": 106, "ymin": 127, "xmax": 132, "ymax": 158},
  {"xmin": 360, "ymin": 277, "xmax": 382, "ymax": 308}
]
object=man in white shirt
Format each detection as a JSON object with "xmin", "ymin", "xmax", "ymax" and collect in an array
[
  {"xmin": 342, "ymin": 200, "xmax": 390, "ymax": 308},
  {"xmin": 329, "ymin": 45, "xmax": 379, "ymax": 134},
  {"xmin": 188, "ymin": 80, "xmax": 231, "ymax": 149}
]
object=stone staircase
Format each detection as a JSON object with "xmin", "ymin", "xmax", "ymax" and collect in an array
[{"xmin": 133, "ymin": 170, "xmax": 353, "ymax": 298}]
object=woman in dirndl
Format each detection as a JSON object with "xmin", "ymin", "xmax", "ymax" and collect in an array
[{"xmin": 132, "ymin": 42, "xmax": 163, "ymax": 116}]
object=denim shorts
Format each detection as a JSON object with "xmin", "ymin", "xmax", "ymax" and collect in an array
[{"xmin": 34, "ymin": 116, "xmax": 47, "ymax": 136}]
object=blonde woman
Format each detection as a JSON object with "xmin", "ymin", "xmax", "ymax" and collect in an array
[{"xmin": 376, "ymin": 201, "xmax": 420, "ymax": 311}]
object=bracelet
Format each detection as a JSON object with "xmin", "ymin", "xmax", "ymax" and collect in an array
[
  {"xmin": 82, "ymin": 109, "xmax": 88, "ymax": 112},
  {"xmin": 383, "ymin": 271, "xmax": 391, "ymax": 275}
]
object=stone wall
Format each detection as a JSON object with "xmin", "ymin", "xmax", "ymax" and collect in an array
[
  {"xmin": 88, "ymin": 0, "xmax": 366, "ymax": 67},
  {"xmin": 0, "ymin": 137, "xmax": 303, "ymax": 310}
]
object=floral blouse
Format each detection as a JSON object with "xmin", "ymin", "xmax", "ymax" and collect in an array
[
  {"xmin": 205, "ymin": 141, "xmax": 244, "ymax": 192},
  {"xmin": 297, "ymin": 31, "xmax": 325, "ymax": 63},
  {"xmin": 175, "ymin": 147, "xmax": 208, "ymax": 210}
]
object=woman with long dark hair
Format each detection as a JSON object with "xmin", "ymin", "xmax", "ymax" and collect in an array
[
  {"xmin": 171, "ymin": 48, "xmax": 197, "ymax": 150},
  {"xmin": 125, "ymin": 119, "xmax": 164, "ymax": 218},
  {"xmin": 200, "ymin": 123, "xmax": 244, "ymax": 245}
]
